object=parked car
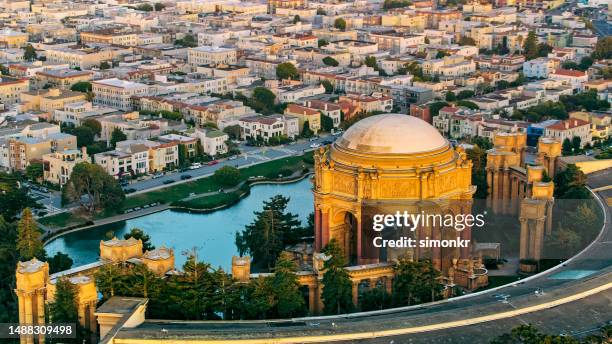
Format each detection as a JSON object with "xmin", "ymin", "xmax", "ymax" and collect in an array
[
  {"xmin": 309, "ymin": 143, "xmax": 321, "ymax": 148},
  {"xmin": 151, "ymin": 172, "xmax": 164, "ymax": 179},
  {"xmin": 322, "ymin": 140, "xmax": 333, "ymax": 145},
  {"xmin": 207, "ymin": 160, "xmax": 219, "ymax": 166},
  {"xmin": 163, "ymin": 179, "xmax": 175, "ymax": 185},
  {"xmin": 124, "ymin": 188, "xmax": 137, "ymax": 194},
  {"xmin": 189, "ymin": 163, "xmax": 202, "ymax": 170},
  {"xmin": 228, "ymin": 155, "xmax": 237, "ymax": 160},
  {"xmin": 180, "ymin": 174, "xmax": 192, "ymax": 180},
  {"xmin": 309, "ymin": 137, "xmax": 318, "ymax": 142}
]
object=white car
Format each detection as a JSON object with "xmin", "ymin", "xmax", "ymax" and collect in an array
[
  {"xmin": 310, "ymin": 143, "xmax": 321, "ymax": 148},
  {"xmin": 189, "ymin": 163, "xmax": 202, "ymax": 170}
]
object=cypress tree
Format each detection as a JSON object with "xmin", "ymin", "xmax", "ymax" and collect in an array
[{"xmin": 16, "ymin": 208, "xmax": 44, "ymax": 261}]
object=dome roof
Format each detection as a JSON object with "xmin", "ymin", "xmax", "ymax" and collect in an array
[{"xmin": 335, "ymin": 114, "xmax": 448, "ymax": 155}]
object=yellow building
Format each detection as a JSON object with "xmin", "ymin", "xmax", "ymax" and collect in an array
[
  {"xmin": 569, "ymin": 111, "xmax": 611, "ymax": 141},
  {"xmin": 0, "ymin": 28, "xmax": 28, "ymax": 48},
  {"xmin": 35, "ymin": 69, "xmax": 94, "ymax": 90},
  {"xmin": 285, "ymin": 104, "xmax": 322, "ymax": 135},
  {"xmin": 42, "ymin": 147, "xmax": 89, "ymax": 186},
  {"xmin": 20, "ymin": 88, "xmax": 87, "ymax": 113},
  {"xmin": 313, "ymin": 114, "xmax": 480, "ymax": 283},
  {"xmin": 0, "ymin": 76, "xmax": 29, "ymax": 106}
]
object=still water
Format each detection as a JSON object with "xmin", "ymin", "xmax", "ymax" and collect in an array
[{"xmin": 45, "ymin": 178, "xmax": 313, "ymax": 271}]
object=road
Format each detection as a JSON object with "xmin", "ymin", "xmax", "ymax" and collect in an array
[
  {"xmin": 112, "ymin": 169, "xmax": 612, "ymax": 343},
  {"xmin": 34, "ymin": 134, "xmax": 337, "ymax": 216},
  {"xmin": 592, "ymin": 20, "xmax": 612, "ymax": 37}
]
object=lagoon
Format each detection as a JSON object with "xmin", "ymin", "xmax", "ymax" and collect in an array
[{"xmin": 45, "ymin": 178, "xmax": 313, "ymax": 271}]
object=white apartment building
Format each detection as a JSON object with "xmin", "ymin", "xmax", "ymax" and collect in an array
[
  {"xmin": 550, "ymin": 69, "xmax": 588, "ymax": 92},
  {"xmin": 92, "ymin": 78, "xmax": 151, "ymax": 111},
  {"xmin": 544, "ymin": 118, "xmax": 592, "ymax": 148},
  {"xmin": 187, "ymin": 46, "xmax": 238, "ymax": 67},
  {"xmin": 275, "ymin": 84, "xmax": 326, "ymax": 103},
  {"xmin": 193, "ymin": 128, "xmax": 229, "ymax": 156},
  {"xmin": 239, "ymin": 115, "xmax": 299, "ymax": 142},
  {"xmin": 522, "ymin": 58, "xmax": 560, "ymax": 78},
  {"xmin": 422, "ymin": 56, "xmax": 476, "ymax": 77},
  {"xmin": 94, "ymin": 143, "xmax": 149, "ymax": 177}
]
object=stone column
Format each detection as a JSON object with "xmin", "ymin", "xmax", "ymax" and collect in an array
[
  {"xmin": 23, "ymin": 294, "xmax": 33, "ymax": 344},
  {"xmin": 492, "ymin": 170, "xmax": 500, "ymax": 213},
  {"xmin": 545, "ymin": 200, "xmax": 554, "ymax": 236},
  {"xmin": 89, "ymin": 301, "xmax": 97, "ymax": 333},
  {"xmin": 36, "ymin": 290, "xmax": 45, "ymax": 344},
  {"xmin": 519, "ymin": 218, "xmax": 528, "ymax": 260},
  {"xmin": 317, "ymin": 283, "xmax": 324, "ymax": 314},
  {"xmin": 18, "ymin": 294, "xmax": 26, "ymax": 344},
  {"xmin": 548, "ymin": 157, "xmax": 556, "ymax": 178},
  {"xmin": 502, "ymin": 170, "xmax": 510, "ymax": 214},
  {"xmin": 321, "ymin": 208, "xmax": 330, "ymax": 248},
  {"xmin": 385, "ymin": 277, "xmax": 393, "ymax": 294},
  {"xmin": 308, "ymin": 285, "xmax": 316, "ymax": 315},
  {"xmin": 460, "ymin": 202, "xmax": 472, "ymax": 260},
  {"xmin": 369, "ymin": 279, "xmax": 377, "ymax": 290},
  {"xmin": 511, "ymin": 177, "xmax": 519, "ymax": 214},
  {"xmin": 486, "ymin": 170, "xmax": 493, "ymax": 208},
  {"xmin": 518, "ymin": 180, "xmax": 525, "ymax": 201},
  {"xmin": 431, "ymin": 224, "xmax": 441, "ymax": 271},
  {"xmin": 534, "ymin": 218, "xmax": 545, "ymax": 261},
  {"xmin": 352, "ymin": 281, "xmax": 359, "ymax": 307},
  {"xmin": 314, "ymin": 207, "xmax": 321, "ymax": 251},
  {"xmin": 357, "ymin": 218, "xmax": 363, "ymax": 264}
]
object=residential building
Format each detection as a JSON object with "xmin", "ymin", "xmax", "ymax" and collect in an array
[
  {"xmin": 92, "ymin": 79, "xmax": 150, "ymax": 111},
  {"xmin": 522, "ymin": 58, "xmax": 560, "ymax": 78},
  {"xmin": 285, "ymin": 104, "xmax": 322, "ymax": 134},
  {"xmin": 544, "ymin": 118, "xmax": 592, "ymax": 148},
  {"xmin": 42, "ymin": 147, "xmax": 89, "ymax": 186},
  {"xmin": 193, "ymin": 128, "xmax": 229, "ymax": 156},
  {"xmin": 187, "ymin": 46, "xmax": 238, "ymax": 67},
  {"xmin": 20, "ymin": 88, "xmax": 87, "ymax": 114},
  {"xmin": 550, "ymin": 69, "xmax": 588, "ymax": 92},
  {"xmin": 0, "ymin": 77, "xmax": 29, "ymax": 106}
]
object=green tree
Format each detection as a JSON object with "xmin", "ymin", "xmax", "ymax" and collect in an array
[
  {"xmin": 271, "ymin": 253, "xmax": 306, "ymax": 317},
  {"xmin": 49, "ymin": 252, "xmax": 73, "ymax": 273},
  {"xmin": 16, "ymin": 208, "xmax": 44, "ymax": 261},
  {"xmin": 445, "ymin": 91, "xmax": 457, "ymax": 101},
  {"xmin": 523, "ymin": 31, "xmax": 539, "ymax": 60},
  {"xmin": 571, "ymin": 136, "xmax": 581, "ymax": 152},
  {"xmin": 0, "ymin": 173, "xmax": 38, "ymax": 221},
  {"xmin": 322, "ymin": 56, "xmax": 339, "ymax": 67},
  {"xmin": 359, "ymin": 287, "xmax": 392, "ymax": 311},
  {"xmin": 318, "ymin": 39, "xmax": 329, "ymax": 47},
  {"xmin": 100, "ymin": 61, "xmax": 111, "ymax": 70},
  {"xmin": 321, "ymin": 80, "xmax": 334, "ymax": 94},
  {"xmin": 213, "ymin": 166, "xmax": 242, "ymax": 187},
  {"xmin": 592, "ymin": 36, "xmax": 612, "ymax": 60},
  {"xmin": 62, "ymin": 162, "xmax": 125, "ymax": 213},
  {"xmin": 392, "ymin": 259, "xmax": 442, "ymax": 306},
  {"xmin": 72, "ymin": 125, "xmax": 95, "ymax": 147},
  {"xmin": 383, "ymin": 0, "xmax": 411, "ymax": 9},
  {"xmin": 301, "ymin": 120, "xmax": 314, "ymax": 138},
  {"xmin": 553, "ymin": 164, "xmax": 590, "ymax": 199},
  {"xmin": 364, "ymin": 56, "xmax": 377, "ymax": 69},
  {"xmin": 429, "ymin": 101, "xmax": 449, "ymax": 117},
  {"xmin": 175, "ymin": 34, "xmax": 197, "ymax": 48},
  {"xmin": 276, "ymin": 62, "xmax": 299, "ymax": 80},
  {"xmin": 23, "ymin": 44, "xmax": 37, "ymax": 61},
  {"xmin": 235, "ymin": 195, "xmax": 303, "ymax": 270},
  {"xmin": 293, "ymin": 15, "xmax": 301, "ymax": 23},
  {"xmin": 334, "ymin": 18, "xmax": 346, "ymax": 31},
  {"xmin": 562, "ymin": 138, "xmax": 573, "ymax": 155},
  {"xmin": 251, "ymin": 87, "xmax": 276, "ymax": 113},
  {"xmin": 223, "ymin": 124, "xmax": 241, "ymax": 140},
  {"xmin": 82, "ymin": 118, "xmax": 102, "ymax": 136},
  {"xmin": 316, "ymin": 8, "xmax": 326, "ymax": 15},
  {"xmin": 457, "ymin": 90, "xmax": 474, "ymax": 100},
  {"xmin": 48, "ymin": 278, "xmax": 78, "ymax": 323},
  {"xmin": 110, "ymin": 127, "xmax": 127, "ymax": 147},
  {"xmin": 95, "ymin": 264, "xmax": 128, "ymax": 299},
  {"xmin": 321, "ymin": 239, "xmax": 353, "ymax": 315},
  {"xmin": 456, "ymin": 100, "xmax": 479, "ymax": 110},
  {"xmin": 467, "ymin": 144, "xmax": 488, "ymax": 199},
  {"xmin": 137, "ymin": 3, "xmax": 153, "ymax": 11},
  {"xmin": 320, "ymin": 114, "xmax": 334, "ymax": 132},
  {"xmin": 154, "ymin": 2, "xmax": 165, "ymax": 11},
  {"xmin": 70, "ymin": 81, "xmax": 92, "ymax": 93},
  {"xmin": 124, "ymin": 228, "xmax": 155, "ymax": 251},
  {"xmin": 25, "ymin": 162, "xmax": 43, "ymax": 182},
  {"xmin": 458, "ymin": 36, "xmax": 476, "ymax": 46}
]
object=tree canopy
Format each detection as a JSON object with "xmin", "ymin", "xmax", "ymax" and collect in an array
[
  {"xmin": 276, "ymin": 62, "xmax": 299, "ymax": 80},
  {"xmin": 334, "ymin": 18, "xmax": 347, "ymax": 31},
  {"xmin": 213, "ymin": 166, "xmax": 242, "ymax": 187},
  {"xmin": 62, "ymin": 162, "xmax": 125, "ymax": 213},
  {"xmin": 321, "ymin": 239, "xmax": 353, "ymax": 315}
]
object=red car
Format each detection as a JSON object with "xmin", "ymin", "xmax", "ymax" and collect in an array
[{"xmin": 207, "ymin": 160, "xmax": 219, "ymax": 166}]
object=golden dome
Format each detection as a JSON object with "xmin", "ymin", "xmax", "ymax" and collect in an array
[
  {"xmin": 335, "ymin": 114, "xmax": 448, "ymax": 155},
  {"xmin": 328, "ymin": 114, "xmax": 457, "ymax": 170}
]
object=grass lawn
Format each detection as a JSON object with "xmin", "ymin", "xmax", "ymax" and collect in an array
[
  {"xmin": 38, "ymin": 212, "xmax": 90, "ymax": 229},
  {"xmin": 120, "ymin": 153, "xmax": 312, "ymax": 211},
  {"xmin": 172, "ymin": 189, "xmax": 244, "ymax": 210}
]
